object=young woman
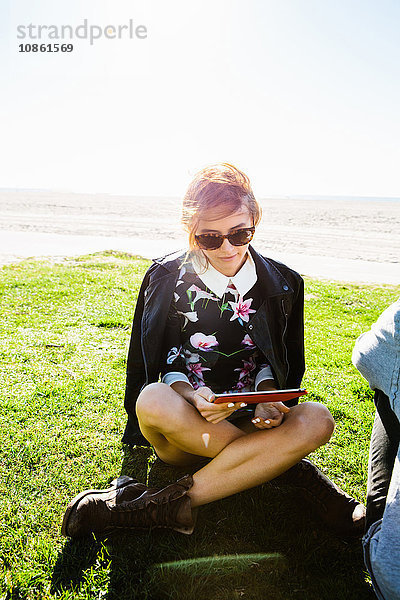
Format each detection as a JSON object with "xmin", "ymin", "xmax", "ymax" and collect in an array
[{"xmin": 62, "ymin": 163, "xmax": 365, "ymax": 538}]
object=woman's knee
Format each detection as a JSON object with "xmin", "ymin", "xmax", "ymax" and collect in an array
[
  {"xmin": 136, "ymin": 382, "xmax": 174, "ymax": 424},
  {"xmin": 290, "ymin": 402, "xmax": 335, "ymax": 448}
]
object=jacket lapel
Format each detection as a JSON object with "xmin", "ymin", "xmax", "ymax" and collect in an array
[{"xmin": 247, "ymin": 246, "xmax": 294, "ymax": 386}]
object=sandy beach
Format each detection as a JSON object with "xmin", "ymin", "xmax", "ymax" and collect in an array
[{"xmin": 0, "ymin": 190, "xmax": 399, "ymax": 284}]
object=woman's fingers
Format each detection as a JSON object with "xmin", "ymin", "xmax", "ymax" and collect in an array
[
  {"xmin": 203, "ymin": 408, "xmax": 236, "ymax": 421},
  {"xmin": 228, "ymin": 401, "xmax": 248, "ymax": 409},
  {"xmin": 201, "ymin": 402, "xmax": 245, "ymax": 422},
  {"xmin": 202, "ymin": 391, "xmax": 216, "ymax": 403},
  {"xmin": 194, "ymin": 386, "xmax": 216, "ymax": 403},
  {"xmin": 200, "ymin": 400, "xmax": 246, "ymax": 413},
  {"xmin": 252, "ymin": 413, "xmax": 283, "ymax": 428},
  {"xmin": 195, "ymin": 390, "xmax": 248, "ymax": 422},
  {"xmin": 206, "ymin": 414, "xmax": 225, "ymax": 423},
  {"xmin": 252, "ymin": 416, "xmax": 273, "ymax": 429}
]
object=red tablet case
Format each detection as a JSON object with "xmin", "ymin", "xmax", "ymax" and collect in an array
[{"xmin": 213, "ymin": 389, "xmax": 307, "ymax": 404}]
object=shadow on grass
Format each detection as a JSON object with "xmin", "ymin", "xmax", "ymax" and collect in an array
[
  {"xmin": 51, "ymin": 537, "xmax": 104, "ymax": 596},
  {"xmin": 51, "ymin": 447, "xmax": 376, "ymax": 600}
]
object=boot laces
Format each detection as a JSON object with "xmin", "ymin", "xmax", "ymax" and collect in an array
[{"xmin": 109, "ymin": 491, "xmax": 182, "ymax": 528}]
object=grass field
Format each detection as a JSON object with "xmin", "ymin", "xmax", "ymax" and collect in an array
[{"xmin": 0, "ymin": 251, "xmax": 398, "ymax": 600}]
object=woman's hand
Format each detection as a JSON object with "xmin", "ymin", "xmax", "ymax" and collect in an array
[
  {"xmin": 190, "ymin": 386, "xmax": 247, "ymax": 424},
  {"xmin": 251, "ymin": 402, "xmax": 290, "ymax": 429}
]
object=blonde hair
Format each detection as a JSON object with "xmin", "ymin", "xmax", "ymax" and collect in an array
[{"xmin": 182, "ymin": 163, "xmax": 262, "ymax": 251}]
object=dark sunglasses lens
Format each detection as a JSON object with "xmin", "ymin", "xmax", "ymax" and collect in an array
[
  {"xmin": 196, "ymin": 234, "xmax": 223, "ymax": 250},
  {"xmin": 196, "ymin": 228, "xmax": 254, "ymax": 250},
  {"xmin": 228, "ymin": 228, "xmax": 254, "ymax": 246}
]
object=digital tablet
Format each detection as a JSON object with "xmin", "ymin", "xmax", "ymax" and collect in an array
[{"xmin": 213, "ymin": 389, "xmax": 307, "ymax": 404}]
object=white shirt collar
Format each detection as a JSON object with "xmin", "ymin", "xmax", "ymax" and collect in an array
[{"xmin": 191, "ymin": 251, "xmax": 257, "ymax": 298}]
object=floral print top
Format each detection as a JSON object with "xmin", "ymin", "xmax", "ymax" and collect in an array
[{"xmin": 161, "ymin": 260, "xmax": 270, "ymax": 394}]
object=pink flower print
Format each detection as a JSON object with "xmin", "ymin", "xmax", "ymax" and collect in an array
[
  {"xmin": 235, "ymin": 357, "xmax": 256, "ymax": 381},
  {"xmin": 241, "ymin": 334, "xmax": 256, "ymax": 348},
  {"xmin": 233, "ymin": 380, "xmax": 246, "ymax": 391},
  {"xmin": 190, "ymin": 332, "xmax": 219, "ymax": 351},
  {"xmin": 230, "ymin": 380, "xmax": 252, "ymax": 393},
  {"xmin": 187, "ymin": 362, "xmax": 210, "ymax": 389},
  {"xmin": 189, "ymin": 378, "xmax": 200, "ymax": 390},
  {"xmin": 229, "ymin": 297, "xmax": 256, "ymax": 323},
  {"xmin": 187, "ymin": 362, "xmax": 210, "ymax": 377}
]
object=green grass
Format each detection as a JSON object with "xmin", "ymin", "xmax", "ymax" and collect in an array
[{"xmin": 0, "ymin": 251, "xmax": 398, "ymax": 600}]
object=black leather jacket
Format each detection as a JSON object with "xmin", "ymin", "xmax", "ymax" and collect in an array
[{"xmin": 122, "ymin": 245, "xmax": 305, "ymax": 446}]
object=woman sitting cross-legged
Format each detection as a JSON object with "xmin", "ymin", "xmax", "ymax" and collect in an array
[{"xmin": 62, "ymin": 163, "xmax": 365, "ymax": 539}]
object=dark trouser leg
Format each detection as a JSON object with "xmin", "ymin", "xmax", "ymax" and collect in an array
[{"xmin": 366, "ymin": 390, "xmax": 400, "ymax": 531}]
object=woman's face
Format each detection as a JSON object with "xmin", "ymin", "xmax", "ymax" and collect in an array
[{"xmin": 195, "ymin": 207, "xmax": 253, "ymax": 277}]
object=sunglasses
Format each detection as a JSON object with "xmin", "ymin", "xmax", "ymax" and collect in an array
[{"xmin": 195, "ymin": 227, "xmax": 255, "ymax": 250}]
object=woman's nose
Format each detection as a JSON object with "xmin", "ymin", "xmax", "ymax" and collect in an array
[{"xmin": 220, "ymin": 237, "xmax": 235, "ymax": 251}]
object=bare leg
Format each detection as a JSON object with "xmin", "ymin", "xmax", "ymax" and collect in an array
[
  {"xmin": 136, "ymin": 383, "xmax": 335, "ymax": 506},
  {"xmin": 136, "ymin": 383, "xmax": 246, "ymax": 465},
  {"xmin": 190, "ymin": 403, "xmax": 333, "ymax": 507}
]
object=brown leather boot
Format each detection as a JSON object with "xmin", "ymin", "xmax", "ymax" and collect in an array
[
  {"xmin": 273, "ymin": 459, "xmax": 366, "ymax": 537},
  {"xmin": 61, "ymin": 474, "xmax": 196, "ymax": 539}
]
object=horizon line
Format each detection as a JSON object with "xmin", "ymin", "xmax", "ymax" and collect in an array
[{"xmin": 1, "ymin": 187, "xmax": 400, "ymax": 202}]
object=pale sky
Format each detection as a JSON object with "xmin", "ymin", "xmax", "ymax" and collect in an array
[{"xmin": 1, "ymin": 0, "xmax": 400, "ymax": 198}]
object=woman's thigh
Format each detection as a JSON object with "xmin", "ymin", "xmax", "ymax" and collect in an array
[{"xmin": 136, "ymin": 382, "xmax": 246, "ymax": 466}]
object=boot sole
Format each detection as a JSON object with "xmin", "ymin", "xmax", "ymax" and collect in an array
[{"xmin": 61, "ymin": 475, "xmax": 136, "ymax": 537}]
